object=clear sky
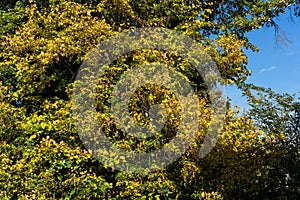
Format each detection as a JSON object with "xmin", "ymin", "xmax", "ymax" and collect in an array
[{"xmin": 226, "ymin": 12, "xmax": 300, "ymax": 110}]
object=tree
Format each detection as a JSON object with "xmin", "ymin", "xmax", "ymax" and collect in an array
[
  {"xmin": 247, "ymin": 87, "xmax": 300, "ymax": 198},
  {"xmin": 1, "ymin": 0, "xmax": 300, "ymax": 199}
]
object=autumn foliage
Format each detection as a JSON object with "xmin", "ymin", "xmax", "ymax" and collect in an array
[{"xmin": 0, "ymin": 0, "xmax": 299, "ymax": 199}]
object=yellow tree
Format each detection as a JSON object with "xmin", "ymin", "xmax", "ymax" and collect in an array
[{"xmin": 1, "ymin": 0, "xmax": 299, "ymax": 199}]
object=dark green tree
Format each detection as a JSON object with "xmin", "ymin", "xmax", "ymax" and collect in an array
[{"xmin": 247, "ymin": 87, "xmax": 300, "ymax": 198}]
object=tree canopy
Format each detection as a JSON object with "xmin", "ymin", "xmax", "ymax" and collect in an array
[{"xmin": 0, "ymin": 0, "xmax": 299, "ymax": 199}]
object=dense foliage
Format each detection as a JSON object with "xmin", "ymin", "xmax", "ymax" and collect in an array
[
  {"xmin": 247, "ymin": 87, "xmax": 300, "ymax": 198},
  {"xmin": 0, "ymin": 0, "xmax": 299, "ymax": 199}
]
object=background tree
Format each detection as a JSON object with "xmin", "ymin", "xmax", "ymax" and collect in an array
[{"xmin": 247, "ymin": 87, "xmax": 300, "ymax": 198}]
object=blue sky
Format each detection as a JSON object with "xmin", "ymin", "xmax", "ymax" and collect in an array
[{"xmin": 226, "ymin": 12, "xmax": 300, "ymax": 110}]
